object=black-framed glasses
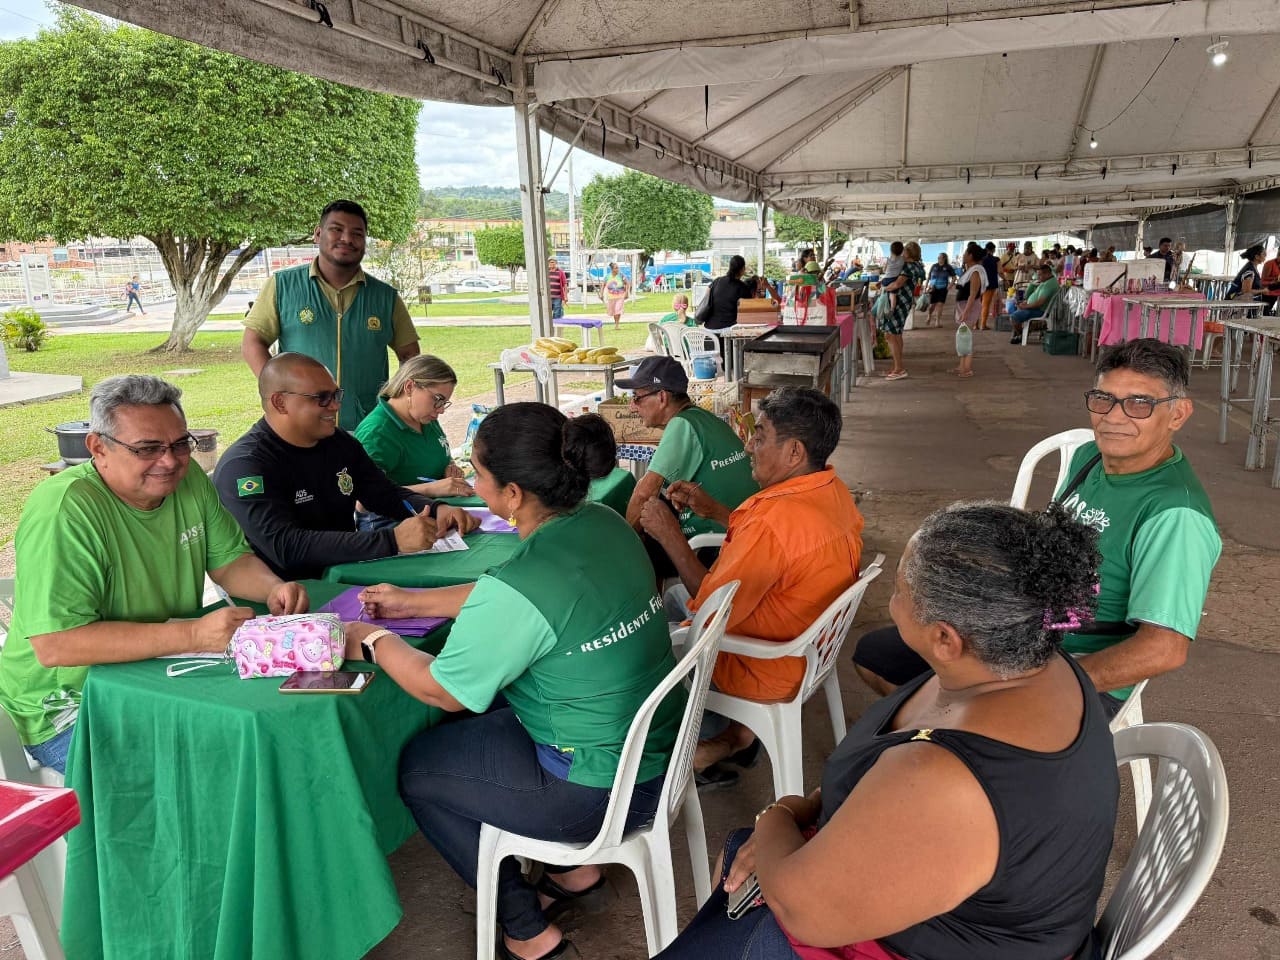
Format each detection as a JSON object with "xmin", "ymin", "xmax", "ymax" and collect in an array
[
  {"xmin": 280, "ymin": 388, "xmax": 345, "ymax": 407},
  {"xmin": 629, "ymin": 390, "xmax": 660, "ymax": 404},
  {"xmin": 100, "ymin": 433, "xmax": 197, "ymax": 461},
  {"xmin": 1084, "ymin": 390, "xmax": 1179, "ymax": 420}
]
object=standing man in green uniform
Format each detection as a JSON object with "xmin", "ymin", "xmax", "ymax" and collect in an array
[
  {"xmin": 621, "ymin": 356, "xmax": 758, "ymax": 541},
  {"xmin": 242, "ymin": 200, "xmax": 420, "ymax": 430}
]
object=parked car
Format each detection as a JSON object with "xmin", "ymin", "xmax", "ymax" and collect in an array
[{"xmin": 456, "ymin": 276, "xmax": 506, "ymax": 292}]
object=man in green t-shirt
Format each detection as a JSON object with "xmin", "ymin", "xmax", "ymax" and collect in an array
[
  {"xmin": 241, "ymin": 200, "xmax": 421, "ymax": 430},
  {"xmin": 0, "ymin": 376, "xmax": 308, "ymax": 773},
  {"xmin": 853, "ymin": 339, "xmax": 1221, "ymax": 714},
  {"xmin": 1010, "ymin": 261, "xmax": 1060, "ymax": 344},
  {"xmin": 620, "ymin": 356, "xmax": 758, "ymax": 542}
]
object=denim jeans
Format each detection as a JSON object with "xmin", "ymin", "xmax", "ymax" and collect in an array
[
  {"xmin": 655, "ymin": 828, "xmax": 799, "ymax": 959},
  {"xmin": 551, "ymin": 297, "xmax": 565, "ymax": 320},
  {"xmin": 25, "ymin": 725, "xmax": 74, "ymax": 774},
  {"xmin": 1011, "ymin": 306, "xmax": 1044, "ymax": 328},
  {"xmin": 399, "ymin": 706, "xmax": 664, "ymax": 941},
  {"xmin": 355, "ymin": 511, "xmax": 398, "ymax": 532}
]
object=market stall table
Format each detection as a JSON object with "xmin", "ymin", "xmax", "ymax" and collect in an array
[
  {"xmin": 489, "ymin": 355, "xmax": 638, "ymax": 409},
  {"xmin": 433, "ymin": 467, "xmax": 634, "ymax": 515},
  {"xmin": 324, "ymin": 531, "xmax": 521, "ymax": 587},
  {"xmin": 1216, "ymin": 314, "xmax": 1280, "ymax": 487},
  {"xmin": 60, "ymin": 580, "xmax": 448, "ymax": 960},
  {"xmin": 1085, "ymin": 290, "xmax": 1207, "ymax": 354},
  {"xmin": 553, "ymin": 317, "xmax": 604, "ymax": 347},
  {"xmin": 718, "ymin": 324, "xmax": 775, "ymax": 383}
]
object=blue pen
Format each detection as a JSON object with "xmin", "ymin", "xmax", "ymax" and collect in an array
[
  {"xmin": 402, "ymin": 499, "xmax": 420, "ymax": 518},
  {"xmin": 417, "ymin": 476, "xmax": 436, "ymax": 484}
]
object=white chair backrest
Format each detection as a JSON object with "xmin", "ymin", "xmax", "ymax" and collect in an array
[
  {"xmin": 0, "ymin": 577, "xmax": 13, "ymax": 646},
  {"xmin": 659, "ymin": 323, "xmax": 690, "ymax": 362},
  {"xmin": 1009, "ymin": 428, "xmax": 1095, "ymax": 509},
  {"xmin": 1100, "ymin": 722, "xmax": 1230, "ymax": 960},
  {"xmin": 681, "ymin": 327, "xmax": 720, "ymax": 359},
  {"xmin": 586, "ymin": 580, "xmax": 739, "ymax": 852},
  {"xmin": 799, "ymin": 555, "xmax": 884, "ymax": 702}
]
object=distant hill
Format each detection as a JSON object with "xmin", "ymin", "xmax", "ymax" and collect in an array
[{"xmin": 420, "ymin": 186, "xmax": 569, "ymax": 220}]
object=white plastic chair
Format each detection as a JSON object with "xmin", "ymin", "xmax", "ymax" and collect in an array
[
  {"xmin": 475, "ymin": 581, "xmax": 740, "ymax": 959},
  {"xmin": 659, "ymin": 322, "xmax": 690, "ymax": 364},
  {"xmin": 699, "ymin": 555, "xmax": 885, "ymax": 799},
  {"xmin": 1099, "ymin": 722, "xmax": 1229, "ymax": 960},
  {"xmin": 1108, "ymin": 680, "xmax": 1152, "ymax": 831},
  {"xmin": 1009, "ymin": 428, "xmax": 1095, "ymax": 509},
  {"xmin": 680, "ymin": 327, "xmax": 721, "ymax": 368},
  {"xmin": 0, "ymin": 857, "xmax": 65, "ymax": 960}
]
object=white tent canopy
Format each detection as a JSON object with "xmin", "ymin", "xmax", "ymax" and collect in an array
[{"xmin": 70, "ymin": 0, "xmax": 1280, "ymax": 331}]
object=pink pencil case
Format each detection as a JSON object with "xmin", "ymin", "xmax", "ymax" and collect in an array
[{"xmin": 228, "ymin": 613, "xmax": 344, "ymax": 678}]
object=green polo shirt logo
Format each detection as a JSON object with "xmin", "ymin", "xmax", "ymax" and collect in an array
[
  {"xmin": 298, "ymin": 307, "xmax": 315, "ymax": 325},
  {"xmin": 237, "ymin": 476, "xmax": 264, "ymax": 497}
]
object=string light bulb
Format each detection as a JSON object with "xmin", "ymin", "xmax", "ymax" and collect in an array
[
  {"xmin": 1207, "ymin": 39, "xmax": 1229, "ymax": 67},
  {"xmin": 1089, "ymin": 134, "xmax": 1098, "ymax": 150}
]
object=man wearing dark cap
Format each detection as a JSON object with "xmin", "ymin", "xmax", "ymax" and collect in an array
[{"xmin": 620, "ymin": 356, "xmax": 757, "ymax": 539}]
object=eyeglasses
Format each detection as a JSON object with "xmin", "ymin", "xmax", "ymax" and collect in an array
[
  {"xmin": 280, "ymin": 388, "xmax": 345, "ymax": 407},
  {"xmin": 629, "ymin": 390, "xmax": 660, "ymax": 404},
  {"xmin": 100, "ymin": 433, "xmax": 197, "ymax": 461},
  {"xmin": 1084, "ymin": 390, "xmax": 1179, "ymax": 420},
  {"xmin": 411, "ymin": 383, "xmax": 452, "ymax": 411}
]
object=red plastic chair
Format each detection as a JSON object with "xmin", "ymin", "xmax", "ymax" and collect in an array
[{"xmin": 0, "ymin": 779, "xmax": 80, "ymax": 960}]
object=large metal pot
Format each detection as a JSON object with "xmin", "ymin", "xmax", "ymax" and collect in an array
[{"xmin": 47, "ymin": 421, "xmax": 92, "ymax": 464}]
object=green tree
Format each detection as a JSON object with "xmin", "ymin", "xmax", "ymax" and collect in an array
[
  {"xmin": 772, "ymin": 214, "xmax": 848, "ymax": 260},
  {"xmin": 0, "ymin": 10, "xmax": 420, "ymax": 352},
  {"xmin": 474, "ymin": 224, "xmax": 536, "ymax": 289},
  {"xmin": 580, "ymin": 171, "xmax": 712, "ymax": 260}
]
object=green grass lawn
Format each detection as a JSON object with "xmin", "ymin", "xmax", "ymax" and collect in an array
[
  {"xmin": 2, "ymin": 323, "xmax": 651, "ymax": 546},
  {"xmin": 412, "ymin": 290, "xmax": 679, "ymax": 318}
]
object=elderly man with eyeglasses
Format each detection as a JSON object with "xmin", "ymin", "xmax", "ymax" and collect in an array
[
  {"xmin": 853, "ymin": 338, "xmax": 1221, "ymax": 718},
  {"xmin": 0, "ymin": 375, "xmax": 308, "ymax": 774},
  {"xmin": 214, "ymin": 353, "xmax": 477, "ymax": 581}
]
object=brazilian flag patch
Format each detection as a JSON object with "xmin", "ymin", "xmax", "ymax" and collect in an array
[{"xmin": 237, "ymin": 476, "xmax": 264, "ymax": 497}]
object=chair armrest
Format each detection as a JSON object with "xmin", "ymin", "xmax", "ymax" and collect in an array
[
  {"xmin": 668, "ymin": 623, "xmax": 690, "ymax": 658},
  {"xmin": 718, "ymin": 632, "xmax": 807, "ymax": 659}
]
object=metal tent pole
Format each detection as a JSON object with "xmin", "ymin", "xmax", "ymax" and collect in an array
[{"xmin": 514, "ymin": 91, "xmax": 552, "ymax": 340}]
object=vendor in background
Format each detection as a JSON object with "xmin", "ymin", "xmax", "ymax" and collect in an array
[
  {"xmin": 1013, "ymin": 241, "xmax": 1039, "ymax": 287},
  {"xmin": 353, "ymin": 355, "xmax": 472, "ymax": 531},
  {"xmin": 1226, "ymin": 244, "xmax": 1267, "ymax": 300},
  {"xmin": 697, "ymin": 255, "xmax": 779, "ymax": 331},
  {"xmin": 1146, "ymin": 237, "xmax": 1178, "ymax": 281},
  {"xmin": 1260, "ymin": 251, "xmax": 1280, "ymax": 315},
  {"xmin": 346, "ymin": 404, "xmax": 682, "ymax": 960}
]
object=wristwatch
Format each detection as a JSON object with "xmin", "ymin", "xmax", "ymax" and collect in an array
[{"xmin": 359, "ymin": 628, "xmax": 396, "ymax": 665}]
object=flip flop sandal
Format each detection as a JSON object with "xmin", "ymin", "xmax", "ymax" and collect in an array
[
  {"xmin": 694, "ymin": 762, "xmax": 740, "ymax": 790},
  {"xmin": 725, "ymin": 739, "xmax": 762, "ymax": 769},
  {"xmin": 496, "ymin": 935, "xmax": 580, "ymax": 960},
  {"xmin": 536, "ymin": 871, "xmax": 611, "ymax": 923},
  {"xmin": 885, "ymin": 371, "xmax": 909, "ymax": 381}
]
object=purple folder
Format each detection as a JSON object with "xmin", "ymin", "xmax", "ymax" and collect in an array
[
  {"xmin": 463, "ymin": 507, "xmax": 518, "ymax": 534},
  {"xmin": 318, "ymin": 586, "xmax": 448, "ymax": 636}
]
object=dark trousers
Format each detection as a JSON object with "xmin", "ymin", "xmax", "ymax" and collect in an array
[
  {"xmin": 655, "ymin": 828, "xmax": 799, "ymax": 959},
  {"xmin": 851, "ymin": 625, "xmax": 1125, "ymax": 718},
  {"xmin": 398, "ymin": 706, "xmax": 663, "ymax": 941}
]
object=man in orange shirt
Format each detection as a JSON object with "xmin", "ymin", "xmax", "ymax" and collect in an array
[{"xmin": 640, "ymin": 387, "xmax": 864, "ymax": 785}]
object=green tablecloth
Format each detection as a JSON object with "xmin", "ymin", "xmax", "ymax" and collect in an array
[
  {"xmin": 322, "ymin": 531, "xmax": 520, "ymax": 587},
  {"xmin": 61, "ymin": 580, "xmax": 448, "ymax": 960}
]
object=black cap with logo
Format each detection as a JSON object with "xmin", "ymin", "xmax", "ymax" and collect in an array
[{"xmin": 616, "ymin": 355, "xmax": 689, "ymax": 393}]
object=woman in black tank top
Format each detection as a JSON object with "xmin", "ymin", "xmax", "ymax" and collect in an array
[{"xmin": 657, "ymin": 502, "xmax": 1120, "ymax": 960}]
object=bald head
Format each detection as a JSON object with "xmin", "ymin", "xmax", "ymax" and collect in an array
[{"xmin": 259, "ymin": 352, "xmax": 331, "ymax": 403}]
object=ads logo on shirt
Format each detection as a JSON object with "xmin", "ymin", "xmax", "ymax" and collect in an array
[
  {"xmin": 336, "ymin": 468, "xmax": 354, "ymax": 496},
  {"xmin": 438, "ymin": 436, "xmax": 450, "ymax": 452},
  {"xmin": 1059, "ymin": 492, "xmax": 1111, "ymax": 532},
  {"xmin": 178, "ymin": 523, "xmax": 206, "ymax": 549}
]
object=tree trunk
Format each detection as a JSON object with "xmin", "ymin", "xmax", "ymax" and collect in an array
[
  {"xmin": 146, "ymin": 232, "xmax": 264, "ymax": 353},
  {"xmin": 509, "ymin": 266, "xmax": 519, "ymax": 291}
]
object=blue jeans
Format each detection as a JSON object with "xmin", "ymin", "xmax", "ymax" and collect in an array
[
  {"xmin": 125, "ymin": 292, "xmax": 144, "ymax": 312},
  {"xmin": 655, "ymin": 828, "xmax": 799, "ymax": 959},
  {"xmin": 25, "ymin": 726, "xmax": 74, "ymax": 774},
  {"xmin": 398, "ymin": 706, "xmax": 664, "ymax": 941},
  {"xmin": 551, "ymin": 297, "xmax": 564, "ymax": 320},
  {"xmin": 1011, "ymin": 306, "xmax": 1044, "ymax": 329},
  {"xmin": 355, "ymin": 511, "xmax": 398, "ymax": 532}
]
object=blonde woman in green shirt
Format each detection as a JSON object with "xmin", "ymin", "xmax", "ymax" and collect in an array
[{"xmin": 354, "ymin": 355, "xmax": 473, "ymax": 529}]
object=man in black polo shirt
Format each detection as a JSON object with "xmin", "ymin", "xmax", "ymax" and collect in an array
[{"xmin": 214, "ymin": 353, "xmax": 477, "ymax": 580}]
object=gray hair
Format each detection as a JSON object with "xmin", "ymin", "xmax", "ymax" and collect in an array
[
  {"xmin": 89, "ymin": 375, "xmax": 185, "ymax": 436},
  {"xmin": 759, "ymin": 387, "xmax": 841, "ymax": 469},
  {"xmin": 903, "ymin": 501, "xmax": 1101, "ymax": 677},
  {"xmin": 1094, "ymin": 338, "xmax": 1189, "ymax": 396}
]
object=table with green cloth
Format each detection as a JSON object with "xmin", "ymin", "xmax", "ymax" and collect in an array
[
  {"xmin": 435, "ymin": 467, "xmax": 634, "ymax": 516},
  {"xmin": 323, "ymin": 530, "xmax": 522, "ymax": 587},
  {"xmin": 60, "ymin": 580, "xmax": 448, "ymax": 960}
]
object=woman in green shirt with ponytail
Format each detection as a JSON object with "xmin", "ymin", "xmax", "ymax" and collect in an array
[{"xmin": 345, "ymin": 403, "xmax": 683, "ymax": 960}]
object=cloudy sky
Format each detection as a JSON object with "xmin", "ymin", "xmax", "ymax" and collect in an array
[{"xmin": 0, "ymin": 0, "xmax": 625, "ymax": 192}]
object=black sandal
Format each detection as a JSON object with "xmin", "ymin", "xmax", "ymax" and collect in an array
[
  {"xmin": 535, "ymin": 870, "xmax": 610, "ymax": 922},
  {"xmin": 725, "ymin": 739, "xmax": 761, "ymax": 769},
  {"xmin": 496, "ymin": 935, "xmax": 579, "ymax": 960}
]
